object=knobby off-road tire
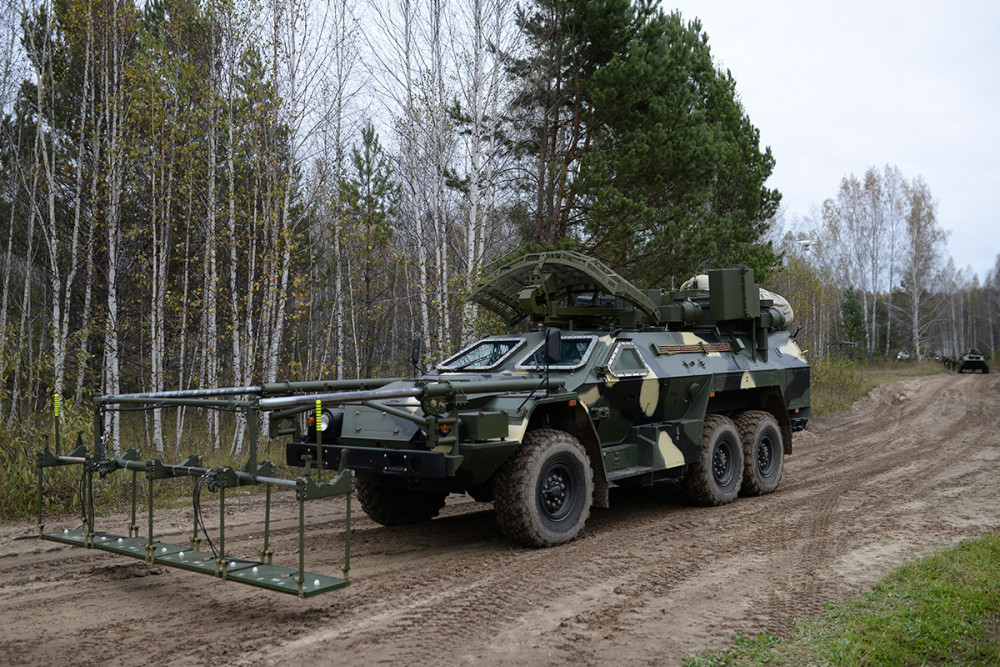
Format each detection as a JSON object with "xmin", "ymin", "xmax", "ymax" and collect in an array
[
  {"xmin": 735, "ymin": 410, "xmax": 784, "ymax": 496},
  {"xmin": 493, "ymin": 428, "xmax": 594, "ymax": 548},
  {"xmin": 682, "ymin": 414, "xmax": 743, "ymax": 506},
  {"xmin": 355, "ymin": 478, "xmax": 448, "ymax": 526}
]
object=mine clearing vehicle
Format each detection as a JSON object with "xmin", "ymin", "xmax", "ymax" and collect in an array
[
  {"xmin": 957, "ymin": 349, "xmax": 990, "ymax": 374},
  {"xmin": 35, "ymin": 251, "xmax": 809, "ymax": 597}
]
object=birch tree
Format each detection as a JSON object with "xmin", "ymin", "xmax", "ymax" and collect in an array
[
  {"xmin": 821, "ymin": 166, "xmax": 910, "ymax": 357},
  {"xmin": 0, "ymin": 0, "xmax": 29, "ymax": 415},
  {"xmin": 449, "ymin": 0, "xmax": 519, "ymax": 343},
  {"xmin": 314, "ymin": 0, "xmax": 360, "ymax": 380},
  {"xmin": 899, "ymin": 177, "xmax": 946, "ymax": 360},
  {"xmin": 221, "ymin": 0, "xmax": 252, "ymax": 451},
  {"xmin": 880, "ymin": 165, "xmax": 905, "ymax": 358},
  {"xmin": 23, "ymin": 0, "xmax": 69, "ymax": 402},
  {"xmin": 366, "ymin": 0, "xmax": 438, "ymax": 356},
  {"xmin": 248, "ymin": 0, "xmax": 337, "ymax": 437},
  {"xmin": 99, "ymin": 0, "xmax": 138, "ymax": 454}
]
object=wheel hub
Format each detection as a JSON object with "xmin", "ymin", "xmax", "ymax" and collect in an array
[
  {"xmin": 712, "ymin": 440, "xmax": 736, "ymax": 486},
  {"xmin": 757, "ymin": 436, "xmax": 773, "ymax": 472},
  {"xmin": 713, "ymin": 448, "xmax": 729, "ymax": 480},
  {"xmin": 542, "ymin": 474, "xmax": 567, "ymax": 510},
  {"xmin": 539, "ymin": 463, "xmax": 575, "ymax": 521}
]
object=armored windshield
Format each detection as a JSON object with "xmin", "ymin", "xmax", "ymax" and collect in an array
[
  {"xmin": 517, "ymin": 336, "xmax": 597, "ymax": 371},
  {"xmin": 437, "ymin": 337, "xmax": 525, "ymax": 371}
]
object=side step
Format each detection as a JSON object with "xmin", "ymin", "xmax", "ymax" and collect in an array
[
  {"xmin": 606, "ymin": 466, "xmax": 655, "ymax": 482},
  {"xmin": 42, "ymin": 528, "xmax": 348, "ymax": 598}
]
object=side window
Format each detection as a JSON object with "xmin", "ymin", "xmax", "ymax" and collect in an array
[
  {"xmin": 609, "ymin": 343, "xmax": 649, "ymax": 378},
  {"xmin": 516, "ymin": 336, "xmax": 597, "ymax": 371}
]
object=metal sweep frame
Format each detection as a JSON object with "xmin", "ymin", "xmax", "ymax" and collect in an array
[{"xmin": 35, "ymin": 383, "xmax": 366, "ymax": 599}]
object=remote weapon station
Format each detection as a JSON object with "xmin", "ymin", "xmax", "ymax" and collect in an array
[{"xmin": 37, "ymin": 252, "xmax": 809, "ymax": 597}]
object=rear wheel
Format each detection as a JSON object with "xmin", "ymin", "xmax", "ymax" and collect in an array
[
  {"xmin": 494, "ymin": 428, "xmax": 593, "ymax": 548},
  {"xmin": 682, "ymin": 415, "xmax": 743, "ymax": 506},
  {"xmin": 355, "ymin": 478, "xmax": 448, "ymax": 526},
  {"xmin": 736, "ymin": 410, "xmax": 784, "ymax": 495}
]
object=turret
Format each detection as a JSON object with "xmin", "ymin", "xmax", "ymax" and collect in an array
[{"xmin": 471, "ymin": 252, "xmax": 791, "ymax": 351}]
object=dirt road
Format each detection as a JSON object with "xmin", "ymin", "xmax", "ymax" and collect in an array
[{"xmin": 2, "ymin": 372, "xmax": 998, "ymax": 665}]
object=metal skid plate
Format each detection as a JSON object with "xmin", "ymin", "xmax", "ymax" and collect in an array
[
  {"xmin": 41, "ymin": 529, "xmax": 348, "ymax": 597},
  {"xmin": 227, "ymin": 564, "xmax": 349, "ymax": 597},
  {"xmin": 41, "ymin": 527, "xmax": 90, "ymax": 547}
]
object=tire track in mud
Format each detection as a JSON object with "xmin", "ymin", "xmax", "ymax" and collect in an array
[{"xmin": 2, "ymin": 372, "xmax": 1000, "ymax": 666}]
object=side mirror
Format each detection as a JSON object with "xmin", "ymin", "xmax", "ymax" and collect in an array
[
  {"xmin": 545, "ymin": 327, "xmax": 562, "ymax": 366},
  {"xmin": 411, "ymin": 336, "xmax": 421, "ymax": 373}
]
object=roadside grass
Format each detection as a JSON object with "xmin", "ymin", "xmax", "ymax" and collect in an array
[
  {"xmin": 812, "ymin": 359, "xmax": 944, "ymax": 417},
  {"xmin": 686, "ymin": 534, "xmax": 1000, "ymax": 666},
  {"xmin": 0, "ymin": 405, "xmax": 283, "ymax": 521}
]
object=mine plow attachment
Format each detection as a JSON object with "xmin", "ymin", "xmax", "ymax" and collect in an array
[
  {"xmin": 36, "ymin": 386, "xmax": 362, "ymax": 599},
  {"xmin": 38, "ymin": 378, "xmax": 567, "ymax": 596}
]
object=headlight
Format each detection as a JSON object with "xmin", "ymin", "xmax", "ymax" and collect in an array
[{"xmin": 320, "ymin": 410, "xmax": 333, "ymax": 432}]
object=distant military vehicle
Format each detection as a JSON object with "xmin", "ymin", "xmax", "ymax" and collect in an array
[
  {"xmin": 957, "ymin": 350, "xmax": 990, "ymax": 374},
  {"xmin": 283, "ymin": 251, "xmax": 811, "ymax": 547}
]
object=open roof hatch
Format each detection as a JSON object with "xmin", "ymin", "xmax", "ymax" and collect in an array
[{"xmin": 470, "ymin": 251, "xmax": 660, "ymax": 328}]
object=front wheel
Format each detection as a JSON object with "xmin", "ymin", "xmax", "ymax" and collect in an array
[
  {"xmin": 355, "ymin": 478, "xmax": 448, "ymax": 526},
  {"xmin": 494, "ymin": 429, "xmax": 594, "ymax": 548},
  {"xmin": 681, "ymin": 414, "xmax": 743, "ymax": 506}
]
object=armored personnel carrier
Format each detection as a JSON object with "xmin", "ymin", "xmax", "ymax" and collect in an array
[
  {"xmin": 283, "ymin": 251, "xmax": 811, "ymax": 547},
  {"xmin": 957, "ymin": 350, "xmax": 990, "ymax": 373}
]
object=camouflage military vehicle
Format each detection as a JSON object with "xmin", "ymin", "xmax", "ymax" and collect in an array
[
  {"xmin": 281, "ymin": 251, "xmax": 810, "ymax": 547},
  {"xmin": 957, "ymin": 349, "xmax": 990, "ymax": 373}
]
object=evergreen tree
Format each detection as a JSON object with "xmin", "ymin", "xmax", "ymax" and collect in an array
[
  {"xmin": 508, "ymin": 1, "xmax": 781, "ymax": 287},
  {"xmin": 339, "ymin": 122, "xmax": 399, "ymax": 377},
  {"xmin": 841, "ymin": 287, "xmax": 867, "ymax": 356}
]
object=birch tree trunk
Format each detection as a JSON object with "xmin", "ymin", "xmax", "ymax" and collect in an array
[
  {"xmin": 0, "ymin": 119, "xmax": 24, "ymax": 416},
  {"xmin": 902, "ymin": 178, "xmax": 945, "ymax": 362},
  {"xmin": 429, "ymin": 0, "xmax": 450, "ymax": 353},
  {"xmin": 403, "ymin": 0, "xmax": 432, "ymax": 355},
  {"xmin": 452, "ymin": 0, "xmax": 514, "ymax": 344},
  {"xmin": 101, "ymin": 0, "xmax": 127, "ymax": 454},
  {"xmin": 26, "ymin": 0, "xmax": 74, "ymax": 401},
  {"xmin": 331, "ymin": 0, "xmax": 358, "ymax": 380},
  {"xmin": 224, "ymin": 12, "xmax": 246, "ymax": 455},
  {"xmin": 203, "ymin": 17, "xmax": 220, "ymax": 451},
  {"xmin": 9, "ymin": 165, "xmax": 39, "ymax": 420},
  {"xmin": 459, "ymin": 0, "xmax": 485, "ymax": 345},
  {"xmin": 75, "ymin": 104, "xmax": 101, "ymax": 405},
  {"xmin": 175, "ymin": 189, "xmax": 194, "ymax": 454},
  {"xmin": 883, "ymin": 167, "xmax": 901, "ymax": 358},
  {"xmin": 149, "ymin": 95, "xmax": 174, "ymax": 456}
]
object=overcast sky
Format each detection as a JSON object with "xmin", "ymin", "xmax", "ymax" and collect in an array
[{"xmin": 669, "ymin": 0, "xmax": 1000, "ymax": 281}]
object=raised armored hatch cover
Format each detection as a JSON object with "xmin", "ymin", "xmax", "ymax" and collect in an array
[{"xmin": 470, "ymin": 251, "xmax": 660, "ymax": 327}]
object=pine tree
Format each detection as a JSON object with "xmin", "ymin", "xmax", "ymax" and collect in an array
[{"xmin": 508, "ymin": 2, "xmax": 781, "ymax": 287}]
